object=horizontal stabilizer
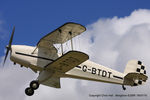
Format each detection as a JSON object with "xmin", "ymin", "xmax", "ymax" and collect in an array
[{"xmin": 124, "ymin": 72, "xmax": 148, "ymax": 86}]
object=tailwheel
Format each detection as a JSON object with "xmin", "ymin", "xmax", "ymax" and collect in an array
[
  {"xmin": 25, "ymin": 87, "xmax": 34, "ymax": 96},
  {"xmin": 122, "ymin": 85, "xmax": 126, "ymax": 90},
  {"xmin": 30, "ymin": 80, "xmax": 39, "ymax": 90}
]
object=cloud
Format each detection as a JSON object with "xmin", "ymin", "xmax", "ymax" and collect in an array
[
  {"xmin": 0, "ymin": 9, "xmax": 150, "ymax": 100},
  {"xmin": 0, "ymin": 57, "xmax": 37, "ymax": 100},
  {"xmin": 0, "ymin": 56, "xmax": 81, "ymax": 100},
  {"xmin": 76, "ymin": 9, "xmax": 150, "ymax": 100}
]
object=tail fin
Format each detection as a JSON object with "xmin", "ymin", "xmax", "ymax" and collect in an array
[
  {"xmin": 124, "ymin": 60, "xmax": 146, "ymax": 74},
  {"xmin": 123, "ymin": 60, "xmax": 148, "ymax": 86}
]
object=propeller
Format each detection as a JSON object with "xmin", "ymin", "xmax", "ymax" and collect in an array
[{"xmin": 3, "ymin": 26, "xmax": 15, "ymax": 66}]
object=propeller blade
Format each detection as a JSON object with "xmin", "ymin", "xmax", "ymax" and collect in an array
[
  {"xmin": 3, "ymin": 26, "xmax": 15, "ymax": 66},
  {"xmin": 9, "ymin": 26, "xmax": 15, "ymax": 49},
  {"xmin": 3, "ymin": 48, "xmax": 9, "ymax": 66}
]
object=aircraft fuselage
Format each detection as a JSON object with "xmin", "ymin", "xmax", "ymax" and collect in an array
[{"xmin": 10, "ymin": 45, "xmax": 125, "ymax": 86}]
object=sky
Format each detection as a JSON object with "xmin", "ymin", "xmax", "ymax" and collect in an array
[{"xmin": 0, "ymin": 0, "xmax": 150, "ymax": 100}]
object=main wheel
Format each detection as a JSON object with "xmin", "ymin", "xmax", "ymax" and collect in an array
[
  {"xmin": 30, "ymin": 80, "xmax": 39, "ymax": 90},
  {"xmin": 25, "ymin": 87, "xmax": 34, "ymax": 96}
]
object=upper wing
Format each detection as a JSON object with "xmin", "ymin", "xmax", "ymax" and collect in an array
[
  {"xmin": 37, "ymin": 22, "xmax": 86, "ymax": 51},
  {"xmin": 44, "ymin": 51, "xmax": 89, "ymax": 73}
]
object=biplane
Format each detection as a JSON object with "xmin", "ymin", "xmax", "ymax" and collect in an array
[{"xmin": 3, "ymin": 22, "xmax": 148, "ymax": 96}]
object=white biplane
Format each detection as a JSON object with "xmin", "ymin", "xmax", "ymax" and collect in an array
[{"xmin": 3, "ymin": 22, "xmax": 148, "ymax": 96}]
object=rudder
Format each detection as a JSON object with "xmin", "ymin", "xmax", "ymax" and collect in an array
[{"xmin": 124, "ymin": 60, "xmax": 146, "ymax": 75}]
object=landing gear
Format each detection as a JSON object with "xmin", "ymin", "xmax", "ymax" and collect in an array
[
  {"xmin": 30, "ymin": 80, "xmax": 39, "ymax": 90},
  {"xmin": 25, "ymin": 80, "xmax": 39, "ymax": 96},
  {"xmin": 122, "ymin": 85, "xmax": 126, "ymax": 90},
  {"xmin": 25, "ymin": 87, "xmax": 34, "ymax": 96}
]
